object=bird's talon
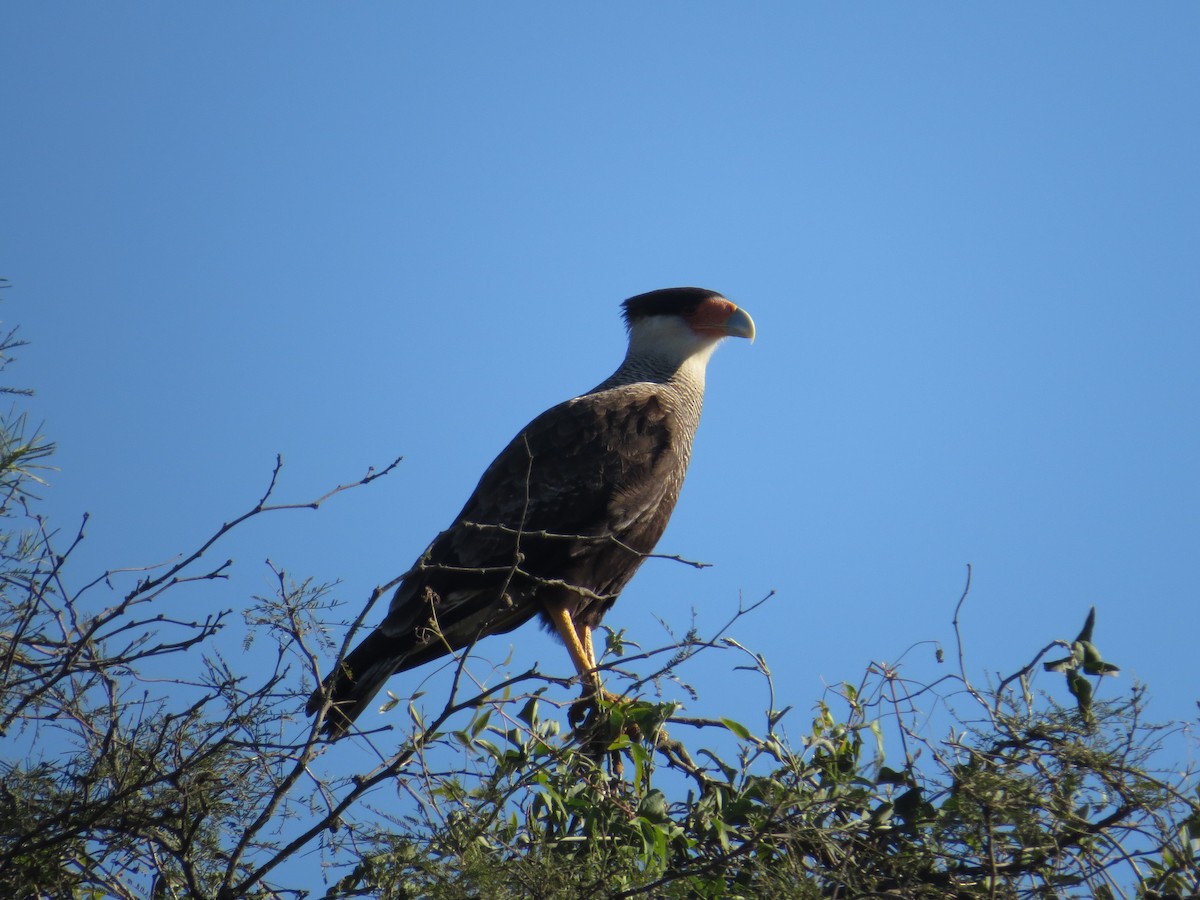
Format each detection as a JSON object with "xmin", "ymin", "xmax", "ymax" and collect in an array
[{"xmin": 568, "ymin": 687, "xmax": 643, "ymax": 743}]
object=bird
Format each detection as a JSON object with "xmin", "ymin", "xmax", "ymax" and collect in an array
[{"xmin": 307, "ymin": 287, "xmax": 755, "ymax": 737}]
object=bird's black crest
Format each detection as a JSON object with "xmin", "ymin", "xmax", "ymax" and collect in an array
[{"xmin": 621, "ymin": 287, "xmax": 726, "ymax": 329}]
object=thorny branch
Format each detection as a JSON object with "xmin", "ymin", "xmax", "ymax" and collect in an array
[{"xmin": 461, "ymin": 519, "xmax": 713, "ymax": 569}]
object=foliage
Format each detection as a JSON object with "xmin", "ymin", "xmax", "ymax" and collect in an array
[
  {"xmin": 1, "ymin": 320, "xmax": 1197, "ymax": 898},
  {"xmin": 331, "ymin": 627, "xmax": 1199, "ymax": 900}
]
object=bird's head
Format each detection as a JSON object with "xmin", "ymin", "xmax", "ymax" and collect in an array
[{"xmin": 621, "ymin": 287, "xmax": 755, "ymax": 373}]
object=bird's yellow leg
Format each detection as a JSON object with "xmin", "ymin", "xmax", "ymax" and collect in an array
[
  {"xmin": 562, "ymin": 617, "xmax": 634, "ymax": 767},
  {"xmin": 544, "ymin": 602, "xmax": 599, "ymax": 690},
  {"xmin": 574, "ymin": 621, "xmax": 624, "ymax": 706},
  {"xmin": 577, "ymin": 622, "xmax": 597, "ymax": 671},
  {"xmin": 547, "ymin": 604, "xmax": 626, "ymax": 748}
]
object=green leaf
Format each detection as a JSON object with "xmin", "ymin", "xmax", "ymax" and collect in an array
[
  {"xmin": 1067, "ymin": 670, "xmax": 1093, "ymax": 714},
  {"xmin": 721, "ymin": 717, "xmax": 753, "ymax": 741},
  {"xmin": 473, "ymin": 738, "xmax": 502, "ymax": 761},
  {"xmin": 698, "ymin": 749, "xmax": 738, "ymax": 781},
  {"xmin": 870, "ymin": 801, "xmax": 895, "ymax": 827},
  {"xmin": 469, "ymin": 708, "xmax": 491, "ymax": 738},
  {"xmin": 517, "ymin": 697, "xmax": 539, "ymax": 728},
  {"xmin": 877, "ymin": 766, "xmax": 909, "ymax": 786},
  {"xmin": 1075, "ymin": 606, "xmax": 1097, "ymax": 644},
  {"xmin": 638, "ymin": 789, "xmax": 668, "ymax": 822}
]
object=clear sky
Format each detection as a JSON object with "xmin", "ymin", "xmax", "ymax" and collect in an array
[{"xmin": 5, "ymin": 2, "xmax": 1198, "ymax": 781}]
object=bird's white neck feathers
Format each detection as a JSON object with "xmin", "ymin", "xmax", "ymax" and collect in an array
[{"xmin": 615, "ymin": 314, "xmax": 724, "ymax": 388}]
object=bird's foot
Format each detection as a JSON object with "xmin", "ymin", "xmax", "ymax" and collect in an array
[
  {"xmin": 567, "ymin": 685, "xmax": 626, "ymax": 729},
  {"xmin": 569, "ymin": 686, "xmax": 645, "ymax": 777}
]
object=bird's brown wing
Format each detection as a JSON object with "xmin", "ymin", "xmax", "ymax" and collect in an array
[
  {"xmin": 377, "ymin": 383, "xmax": 684, "ymax": 665},
  {"xmin": 307, "ymin": 384, "xmax": 687, "ymax": 735}
]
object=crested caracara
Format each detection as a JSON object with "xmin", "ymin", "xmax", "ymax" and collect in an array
[{"xmin": 308, "ymin": 287, "xmax": 755, "ymax": 737}]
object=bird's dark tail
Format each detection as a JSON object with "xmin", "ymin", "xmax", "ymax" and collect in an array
[{"xmin": 306, "ymin": 628, "xmax": 398, "ymax": 738}]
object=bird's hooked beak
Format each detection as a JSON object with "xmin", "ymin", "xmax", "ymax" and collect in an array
[
  {"xmin": 692, "ymin": 299, "xmax": 756, "ymax": 343},
  {"xmin": 721, "ymin": 306, "xmax": 756, "ymax": 342}
]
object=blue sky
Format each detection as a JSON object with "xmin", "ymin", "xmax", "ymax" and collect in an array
[{"xmin": 5, "ymin": 1, "xmax": 1198, "ymax": 790}]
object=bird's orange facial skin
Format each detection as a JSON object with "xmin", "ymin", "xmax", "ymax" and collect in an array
[{"xmin": 688, "ymin": 297, "xmax": 741, "ymax": 335}]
